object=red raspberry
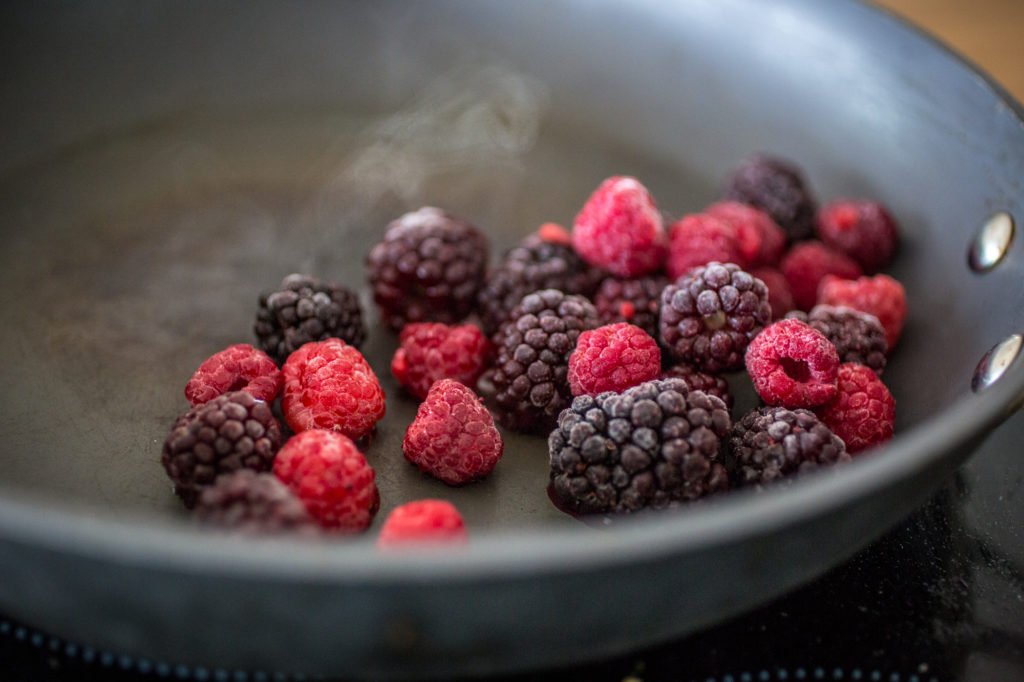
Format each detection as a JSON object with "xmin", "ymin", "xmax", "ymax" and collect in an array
[
  {"xmin": 537, "ymin": 221, "xmax": 573, "ymax": 246},
  {"xmin": 184, "ymin": 344, "xmax": 282, "ymax": 407},
  {"xmin": 666, "ymin": 213, "xmax": 743, "ymax": 280},
  {"xmin": 281, "ymin": 338, "xmax": 386, "ymax": 440},
  {"xmin": 816, "ymin": 363, "xmax": 895, "ymax": 453},
  {"xmin": 705, "ymin": 200, "xmax": 787, "ymax": 267},
  {"xmin": 391, "ymin": 323, "xmax": 490, "ymax": 400},
  {"xmin": 567, "ymin": 323, "xmax": 661, "ymax": 397},
  {"xmin": 272, "ymin": 429, "xmax": 379, "ymax": 532},
  {"xmin": 780, "ymin": 240, "xmax": 862, "ymax": 311},
  {"xmin": 745, "ymin": 318, "xmax": 840, "ymax": 408},
  {"xmin": 816, "ymin": 199, "xmax": 899, "ymax": 273},
  {"xmin": 818, "ymin": 274, "xmax": 907, "ymax": 350},
  {"xmin": 749, "ymin": 266, "xmax": 795, "ymax": 320},
  {"xmin": 403, "ymin": 379, "xmax": 503, "ymax": 485},
  {"xmin": 377, "ymin": 499, "xmax": 468, "ymax": 548},
  {"xmin": 572, "ymin": 176, "xmax": 667, "ymax": 277}
]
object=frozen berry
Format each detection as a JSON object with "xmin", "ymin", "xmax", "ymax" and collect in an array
[
  {"xmin": 254, "ymin": 274, "xmax": 365, "ymax": 365},
  {"xmin": 723, "ymin": 154, "xmax": 817, "ymax": 241},
  {"xmin": 819, "ymin": 274, "xmax": 907, "ymax": 351},
  {"xmin": 184, "ymin": 343, "xmax": 282, "ymax": 407},
  {"xmin": 659, "ymin": 262, "xmax": 771, "ymax": 373},
  {"xmin": 281, "ymin": 338, "xmax": 386, "ymax": 440},
  {"xmin": 749, "ymin": 266, "xmax": 796, "ymax": 320},
  {"xmin": 666, "ymin": 213, "xmax": 744, "ymax": 280},
  {"xmin": 366, "ymin": 206, "xmax": 489, "ymax": 331},
  {"xmin": 568, "ymin": 323, "xmax": 661, "ymax": 397},
  {"xmin": 660, "ymin": 362, "xmax": 733, "ymax": 410},
  {"xmin": 787, "ymin": 305, "xmax": 887, "ymax": 375},
  {"xmin": 816, "ymin": 199, "xmax": 899, "ymax": 273},
  {"xmin": 705, "ymin": 200, "xmax": 787, "ymax": 267},
  {"xmin": 162, "ymin": 391, "xmax": 282, "ymax": 509},
  {"xmin": 745, "ymin": 318, "xmax": 840, "ymax": 408},
  {"xmin": 780, "ymin": 241, "xmax": 862, "ymax": 311},
  {"xmin": 377, "ymin": 499, "xmax": 468, "ymax": 548},
  {"xmin": 403, "ymin": 379, "xmax": 503, "ymax": 485},
  {"xmin": 195, "ymin": 470, "xmax": 318, "ymax": 534},
  {"xmin": 548, "ymin": 379, "xmax": 731, "ymax": 515},
  {"xmin": 592, "ymin": 274, "xmax": 667, "ymax": 339},
  {"xmin": 727, "ymin": 405, "xmax": 848, "ymax": 487},
  {"xmin": 273, "ymin": 429, "xmax": 379, "ymax": 532},
  {"xmin": 391, "ymin": 322, "xmax": 490, "ymax": 400},
  {"xmin": 572, "ymin": 176, "xmax": 667, "ymax": 277},
  {"xmin": 816, "ymin": 363, "xmax": 895, "ymax": 453}
]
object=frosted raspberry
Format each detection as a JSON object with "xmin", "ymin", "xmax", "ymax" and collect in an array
[
  {"xmin": 391, "ymin": 323, "xmax": 490, "ymax": 400},
  {"xmin": 273, "ymin": 430, "xmax": 379, "ymax": 532},
  {"xmin": 745, "ymin": 318, "xmax": 840, "ymax": 408},
  {"xmin": 572, "ymin": 176, "xmax": 667, "ymax": 277},
  {"xmin": 403, "ymin": 379, "xmax": 503, "ymax": 485},
  {"xmin": 818, "ymin": 274, "xmax": 907, "ymax": 350},
  {"xmin": 568, "ymin": 323, "xmax": 661, "ymax": 397},
  {"xmin": 377, "ymin": 500, "xmax": 468, "ymax": 548},
  {"xmin": 749, "ymin": 266, "xmax": 795, "ymax": 320},
  {"xmin": 816, "ymin": 199, "xmax": 899, "ymax": 273},
  {"xmin": 705, "ymin": 200, "xmax": 787, "ymax": 267},
  {"xmin": 666, "ymin": 213, "xmax": 744, "ymax": 280},
  {"xmin": 816, "ymin": 363, "xmax": 895, "ymax": 453},
  {"xmin": 184, "ymin": 344, "xmax": 282, "ymax": 407},
  {"xmin": 780, "ymin": 240, "xmax": 862, "ymax": 311},
  {"xmin": 281, "ymin": 339, "xmax": 386, "ymax": 440},
  {"xmin": 787, "ymin": 305, "xmax": 887, "ymax": 375}
]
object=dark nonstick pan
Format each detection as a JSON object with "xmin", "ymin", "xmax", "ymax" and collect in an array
[{"xmin": 2, "ymin": 0, "xmax": 1024, "ymax": 679}]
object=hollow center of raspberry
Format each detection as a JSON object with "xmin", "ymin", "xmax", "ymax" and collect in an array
[
  {"xmin": 780, "ymin": 357, "xmax": 811, "ymax": 382},
  {"xmin": 228, "ymin": 378, "xmax": 248, "ymax": 392},
  {"xmin": 702, "ymin": 311, "xmax": 727, "ymax": 330}
]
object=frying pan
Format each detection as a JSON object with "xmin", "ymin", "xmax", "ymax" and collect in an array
[{"xmin": 2, "ymin": 0, "xmax": 1024, "ymax": 678}]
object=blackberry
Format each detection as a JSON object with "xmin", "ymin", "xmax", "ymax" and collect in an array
[
  {"xmin": 726, "ymin": 405, "xmax": 848, "ymax": 487},
  {"xmin": 593, "ymin": 274, "xmax": 668, "ymax": 339},
  {"xmin": 477, "ymin": 230, "xmax": 603, "ymax": 336},
  {"xmin": 480, "ymin": 289, "xmax": 600, "ymax": 434},
  {"xmin": 787, "ymin": 305, "xmax": 887, "ymax": 375},
  {"xmin": 161, "ymin": 391, "xmax": 282, "ymax": 509},
  {"xmin": 723, "ymin": 154, "xmax": 817, "ymax": 242},
  {"xmin": 661, "ymin": 362, "xmax": 733, "ymax": 410},
  {"xmin": 195, "ymin": 470, "xmax": 317, "ymax": 534},
  {"xmin": 366, "ymin": 206, "xmax": 489, "ymax": 331},
  {"xmin": 659, "ymin": 262, "xmax": 771, "ymax": 373},
  {"xmin": 548, "ymin": 379, "xmax": 731, "ymax": 515},
  {"xmin": 254, "ymin": 274, "xmax": 365, "ymax": 365}
]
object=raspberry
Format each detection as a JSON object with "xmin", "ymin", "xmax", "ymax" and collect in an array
[
  {"xmin": 377, "ymin": 499, "xmax": 468, "ymax": 548},
  {"xmin": 403, "ymin": 379, "xmax": 503, "ymax": 485},
  {"xmin": 658, "ymin": 262, "xmax": 771, "ymax": 373},
  {"xmin": 568, "ymin": 323, "xmax": 661, "ymax": 397},
  {"xmin": 780, "ymin": 240, "xmax": 863, "ymax": 311},
  {"xmin": 786, "ymin": 305, "xmax": 887, "ymax": 375},
  {"xmin": 572, "ymin": 176, "xmax": 667, "ymax": 277},
  {"xmin": 480, "ymin": 289, "xmax": 601, "ymax": 434},
  {"xmin": 726, "ymin": 405, "xmax": 848, "ymax": 487},
  {"xmin": 161, "ymin": 391, "xmax": 282, "ymax": 509},
  {"xmin": 195, "ymin": 470, "xmax": 318, "ymax": 534},
  {"xmin": 273, "ymin": 429, "xmax": 379, "ymax": 532},
  {"xmin": 723, "ymin": 154, "xmax": 818, "ymax": 242},
  {"xmin": 816, "ymin": 363, "xmax": 895, "ymax": 453},
  {"xmin": 548, "ymin": 379, "xmax": 731, "ymax": 514},
  {"xmin": 816, "ymin": 199, "xmax": 899, "ymax": 273},
  {"xmin": 819, "ymin": 274, "xmax": 907, "ymax": 351},
  {"xmin": 592, "ymin": 274, "xmax": 668, "ymax": 339},
  {"xmin": 705, "ymin": 200, "xmax": 787, "ymax": 267},
  {"xmin": 281, "ymin": 338, "xmax": 386, "ymax": 440},
  {"xmin": 665, "ymin": 213, "xmax": 744, "ymax": 280},
  {"xmin": 477, "ymin": 225, "xmax": 603, "ymax": 335},
  {"xmin": 184, "ymin": 344, "xmax": 282, "ymax": 407},
  {"xmin": 749, "ymin": 266, "xmax": 795, "ymax": 320},
  {"xmin": 254, "ymin": 274, "xmax": 365, "ymax": 365},
  {"xmin": 365, "ymin": 206, "xmax": 489, "ymax": 331},
  {"xmin": 745, "ymin": 318, "xmax": 840, "ymax": 408},
  {"xmin": 391, "ymin": 322, "xmax": 490, "ymax": 400},
  {"xmin": 660, "ymin": 362, "xmax": 734, "ymax": 410}
]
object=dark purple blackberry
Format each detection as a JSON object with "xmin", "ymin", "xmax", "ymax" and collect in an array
[
  {"xmin": 365, "ymin": 206, "xmax": 489, "ymax": 331},
  {"xmin": 726, "ymin": 405, "xmax": 848, "ymax": 487},
  {"xmin": 724, "ymin": 154, "xmax": 817, "ymax": 242},
  {"xmin": 195, "ymin": 470, "xmax": 317, "ymax": 534},
  {"xmin": 659, "ymin": 262, "xmax": 771, "ymax": 373},
  {"xmin": 477, "ymin": 232, "xmax": 603, "ymax": 336},
  {"xmin": 254, "ymin": 273, "xmax": 365, "ymax": 365},
  {"xmin": 660, "ymin": 362, "xmax": 733, "ymax": 410},
  {"xmin": 548, "ymin": 379, "xmax": 731, "ymax": 515},
  {"xmin": 479, "ymin": 289, "xmax": 600, "ymax": 435},
  {"xmin": 161, "ymin": 391, "xmax": 282, "ymax": 509},
  {"xmin": 593, "ymin": 274, "xmax": 668, "ymax": 339},
  {"xmin": 786, "ymin": 305, "xmax": 887, "ymax": 375}
]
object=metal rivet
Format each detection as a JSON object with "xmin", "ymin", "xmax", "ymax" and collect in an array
[
  {"xmin": 972, "ymin": 334, "xmax": 1023, "ymax": 392},
  {"xmin": 968, "ymin": 211, "xmax": 1015, "ymax": 271}
]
